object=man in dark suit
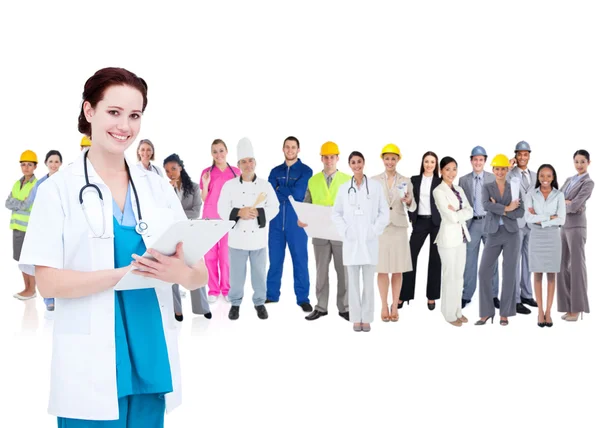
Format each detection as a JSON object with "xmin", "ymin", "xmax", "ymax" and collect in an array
[{"xmin": 458, "ymin": 146, "xmax": 499, "ymax": 309}]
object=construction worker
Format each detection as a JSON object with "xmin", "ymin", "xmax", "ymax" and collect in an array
[
  {"xmin": 6, "ymin": 150, "xmax": 38, "ymax": 300},
  {"xmin": 458, "ymin": 146, "xmax": 499, "ymax": 309},
  {"xmin": 265, "ymin": 136, "xmax": 313, "ymax": 312},
  {"xmin": 507, "ymin": 141, "xmax": 538, "ymax": 314},
  {"xmin": 300, "ymin": 142, "xmax": 351, "ymax": 321},
  {"xmin": 80, "ymin": 135, "xmax": 92, "ymax": 151}
]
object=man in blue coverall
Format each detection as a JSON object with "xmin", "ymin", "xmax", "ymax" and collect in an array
[{"xmin": 265, "ymin": 136, "xmax": 313, "ymax": 312}]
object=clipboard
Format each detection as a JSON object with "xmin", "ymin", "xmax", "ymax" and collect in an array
[
  {"xmin": 114, "ymin": 219, "xmax": 235, "ymax": 290},
  {"xmin": 288, "ymin": 196, "xmax": 343, "ymax": 241}
]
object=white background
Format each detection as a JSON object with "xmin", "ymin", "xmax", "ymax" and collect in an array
[{"xmin": 1, "ymin": 1, "xmax": 599, "ymax": 427}]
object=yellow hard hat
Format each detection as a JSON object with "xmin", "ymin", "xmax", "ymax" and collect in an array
[
  {"xmin": 80, "ymin": 135, "xmax": 92, "ymax": 147},
  {"xmin": 381, "ymin": 143, "xmax": 401, "ymax": 159},
  {"xmin": 20, "ymin": 150, "xmax": 38, "ymax": 163},
  {"xmin": 320, "ymin": 141, "xmax": 340, "ymax": 156},
  {"xmin": 490, "ymin": 154, "xmax": 511, "ymax": 168}
]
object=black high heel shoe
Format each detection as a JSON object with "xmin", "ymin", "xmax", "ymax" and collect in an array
[
  {"xmin": 544, "ymin": 315, "xmax": 553, "ymax": 327},
  {"xmin": 475, "ymin": 316, "xmax": 494, "ymax": 325},
  {"xmin": 427, "ymin": 301, "xmax": 435, "ymax": 311},
  {"xmin": 398, "ymin": 300, "xmax": 410, "ymax": 309}
]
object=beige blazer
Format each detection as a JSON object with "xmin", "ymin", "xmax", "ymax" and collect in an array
[
  {"xmin": 433, "ymin": 181, "xmax": 473, "ymax": 248},
  {"xmin": 371, "ymin": 172, "xmax": 416, "ymax": 228}
]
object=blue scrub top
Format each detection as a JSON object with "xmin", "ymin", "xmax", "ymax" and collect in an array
[{"xmin": 113, "ymin": 185, "xmax": 173, "ymax": 398}]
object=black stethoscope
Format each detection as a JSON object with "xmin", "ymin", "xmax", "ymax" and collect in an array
[
  {"xmin": 210, "ymin": 162, "xmax": 238, "ymax": 177},
  {"xmin": 348, "ymin": 176, "xmax": 370, "ymax": 197},
  {"xmin": 79, "ymin": 149, "xmax": 148, "ymax": 237}
]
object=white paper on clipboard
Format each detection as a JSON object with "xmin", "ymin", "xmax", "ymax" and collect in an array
[
  {"xmin": 114, "ymin": 219, "xmax": 235, "ymax": 290},
  {"xmin": 288, "ymin": 196, "xmax": 343, "ymax": 241},
  {"xmin": 510, "ymin": 177, "xmax": 520, "ymax": 201}
]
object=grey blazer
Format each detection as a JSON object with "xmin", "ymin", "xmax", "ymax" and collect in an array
[
  {"xmin": 560, "ymin": 174, "xmax": 594, "ymax": 229},
  {"xmin": 507, "ymin": 167, "xmax": 536, "ymax": 228},
  {"xmin": 481, "ymin": 181, "xmax": 524, "ymax": 234},
  {"xmin": 179, "ymin": 182, "xmax": 202, "ymax": 219},
  {"xmin": 458, "ymin": 170, "xmax": 495, "ymax": 228}
]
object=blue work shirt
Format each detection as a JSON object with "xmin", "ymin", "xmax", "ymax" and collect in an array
[
  {"xmin": 268, "ymin": 159, "xmax": 312, "ymax": 230},
  {"xmin": 112, "ymin": 185, "xmax": 173, "ymax": 398}
]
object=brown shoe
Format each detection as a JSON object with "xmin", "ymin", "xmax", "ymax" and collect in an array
[
  {"xmin": 449, "ymin": 319, "xmax": 462, "ymax": 327},
  {"xmin": 459, "ymin": 315, "xmax": 468, "ymax": 323}
]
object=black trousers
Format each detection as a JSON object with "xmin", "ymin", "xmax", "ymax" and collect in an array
[{"xmin": 401, "ymin": 217, "xmax": 442, "ymax": 301}]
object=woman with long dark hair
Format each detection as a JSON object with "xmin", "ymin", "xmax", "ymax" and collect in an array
[
  {"xmin": 164, "ymin": 153, "xmax": 212, "ymax": 321},
  {"xmin": 558, "ymin": 150, "xmax": 594, "ymax": 322},
  {"xmin": 400, "ymin": 151, "xmax": 442, "ymax": 310},
  {"xmin": 524, "ymin": 164, "xmax": 565, "ymax": 327}
]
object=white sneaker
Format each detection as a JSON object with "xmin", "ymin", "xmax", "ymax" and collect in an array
[
  {"xmin": 208, "ymin": 295, "xmax": 218, "ymax": 304},
  {"xmin": 14, "ymin": 292, "xmax": 37, "ymax": 301},
  {"xmin": 224, "ymin": 295, "xmax": 231, "ymax": 303}
]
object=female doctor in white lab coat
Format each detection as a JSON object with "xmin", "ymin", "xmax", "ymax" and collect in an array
[
  {"xmin": 333, "ymin": 151, "xmax": 389, "ymax": 332},
  {"xmin": 18, "ymin": 67, "xmax": 208, "ymax": 427}
]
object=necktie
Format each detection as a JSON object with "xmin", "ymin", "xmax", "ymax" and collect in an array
[
  {"xmin": 522, "ymin": 170, "xmax": 530, "ymax": 189},
  {"xmin": 474, "ymin": 176, "xmax": 484, "ymax": 216}
]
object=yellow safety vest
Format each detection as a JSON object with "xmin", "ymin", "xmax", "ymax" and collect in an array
[
  {"xmin": 308, "ymin": 171, "xmax": 351, "ymax": 206},
  {"xmin": 10, "ymin": 177, "xmax": 37, "ymax": 232}
]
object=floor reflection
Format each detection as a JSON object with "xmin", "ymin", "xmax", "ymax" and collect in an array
[{"xmin": 20, "ymin": 299, "xmax": 39, "ymax": 334}]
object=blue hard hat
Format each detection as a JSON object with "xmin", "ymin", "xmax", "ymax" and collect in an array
[
  {"xmin": 470, "ymin": 146, "xmax": 487, "ymax": 157},
  {"xmin": 515, "ymin": 140, "xmax": 531, "ymax": 152}
]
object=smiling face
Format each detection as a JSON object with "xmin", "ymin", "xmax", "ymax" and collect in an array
[
  {"xmin": 538, "ymin": 167, "xmax": 554, "ymax": 189},
  {"xmin": 515, "ymin": 150, "xmax": 530, "ymax": 169},
  {"xmin": 164, "ymin": 161, "xmax": 182, "ymax": 181},
  {"xmin": 423, "ymin": 155, "xmax": 437, "ymax": 175},
  {"xmin": 83, "ymin": 85, "xmax": 144, "ymax": 155},
  {"xmin": 349, "ymin": 155, "xmax": 364, "ymax": 175},
  {"xmin": 238, "ymin": 157, "xmax": 256, "ymax": 175},
  {"xmin": 493, "ymin": 166, "xmax": 508, "ymax": 179},
  {"xmin": 471, "ymin": 155, "xmax": 485, "ymax": 173},
  {"xmin": 441, "ymin": 161, "xmax": 457, "ymax": 183},
  {"xmin": 212, "ymin": 143, "xmax": 228, "ymax": 164},
  {"xmin": 45, "ymin": 155, "xmax": 62, "ymax": 175},
  {"xmin": 574, "ymin": 154, "xmax": 590, "ymax": 175},
  {"xmin": 321, "ymin": 154, "xmax": 338, "ymax": 171},
  {"xmin": 283, "ymin": 139, "xmax": 299, "ymax": 161},
  {"xmin": 137, "ymin": 142, "xmax": 154, "ymax": 163},
  {"xmin": 382, "ymin": 154, "xmax": 399, "ymax": 172}
]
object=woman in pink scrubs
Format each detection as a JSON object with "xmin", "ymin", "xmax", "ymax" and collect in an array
[{"xmin": 200, "ymin": 139, "xmax": 241, "ymax": 303}]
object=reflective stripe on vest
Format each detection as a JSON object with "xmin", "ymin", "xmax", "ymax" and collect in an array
[
  {"xmin": 10, "ymin": 178, "xmax": 36, "ymax": 231},
  {"xmin": 308, "ymin": 171, "xmax": 351, "ymax": 206}
]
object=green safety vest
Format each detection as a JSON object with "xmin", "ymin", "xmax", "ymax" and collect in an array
[
  {"xmin": 308, "ymin": 171, "xmax": 351, "ymax": 206},
  {"xmin": 10, "ymin": 177, "xmax": 37, "ymax": 232}
]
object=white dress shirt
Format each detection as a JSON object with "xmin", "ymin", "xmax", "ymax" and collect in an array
[{"xmin": 418, "ymin": 175, "xmax": 433, "ymax": 215}]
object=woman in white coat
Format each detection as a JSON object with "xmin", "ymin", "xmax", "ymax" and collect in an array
[
  {"xmin": 332, "ymin": 151, "xmax": 389, "ymax": 332},
  {"xmin": 18, "ymin": 67, "xmax": 208, "ymax": 426},
  {"xmin": 433, "ymin": 157, "xmax": 473, "ymax": 326}
]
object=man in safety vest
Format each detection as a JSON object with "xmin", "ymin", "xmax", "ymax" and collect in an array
[
  {"xmin": 300, "ymin": 142, "xmax": 351, "ymax": 321},
  {"xmin": 6, "ymin": 150, "xmax": 38, "ymax": 300}
]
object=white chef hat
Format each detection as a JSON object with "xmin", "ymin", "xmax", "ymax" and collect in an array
[{"xmin": 237, "ymin": 137, "xmax": 255, "ymax": 161}]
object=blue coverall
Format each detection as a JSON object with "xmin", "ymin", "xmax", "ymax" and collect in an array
[{"xmin": 266, "ymin": 159, "xmax": 313, "ymax": 305}]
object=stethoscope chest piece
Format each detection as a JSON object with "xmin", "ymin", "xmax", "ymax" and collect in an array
[{"xmin": 135, "ymin": 221, "xmax": 149, "ymax": 235}]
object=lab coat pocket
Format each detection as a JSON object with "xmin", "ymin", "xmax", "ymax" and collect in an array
[
  {"xmin": 345, "ymin": 226, "xmax": 358, "ymax": 241},
  {"xmin": 54, "ymin": 296, "xmax": 92, "ymax": 335}
]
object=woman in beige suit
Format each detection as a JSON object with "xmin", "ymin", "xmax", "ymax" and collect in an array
[
  {"xmin": 372, "ymin": 144, "xmax": 416, "ymax": 322},
  {"xmin": 433, "ymin": 157, "xmax": 473, "ymax": 326}
]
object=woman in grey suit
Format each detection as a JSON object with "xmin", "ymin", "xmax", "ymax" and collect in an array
[
  {"xmin": 164, "ymin": 154, "xmax": 212, "ymax": 321},
  {"xmin": 524, "ymin": 164, "xmax": 566, "ymax": 328},
  {"xmin": 558, "ymin": 150, "xmax": 594, "ymax": 322},
  {"xmin": 476, "ymin": 154, "xmax": 524, "ymax": 326}
]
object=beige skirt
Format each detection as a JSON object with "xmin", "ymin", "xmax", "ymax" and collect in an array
[{"xmin": 377, "ymin": 225, "xmax": 412, "ymax": 273}]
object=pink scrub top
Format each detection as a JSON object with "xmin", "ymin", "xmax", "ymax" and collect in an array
[{"xmin": 200, "ymin": 163, "xmax": 241, "ymax": 218}]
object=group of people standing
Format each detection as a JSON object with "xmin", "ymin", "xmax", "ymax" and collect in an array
[
  {"xmin": 5, "ymin": 67, "xmax": 594, "ymax": 427},
  {"xmin": 7, "ymin": 137, "xmax": 594, "ymax": 332}
]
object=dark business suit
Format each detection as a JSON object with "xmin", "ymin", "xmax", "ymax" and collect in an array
[
  {"xmin": 478, "ymin": 181, "xmax": 524, "ymax": 318},
  {"xmin": 558, "ymin": 174, "xmax": 595, "ymax": 314},
  {"xmin": 458, "ymin": 171, "xmax": 499, "ymax": 302},
  {"xmin": 401, "ymin": 174, "xmax": 442, "ymax": 302}
]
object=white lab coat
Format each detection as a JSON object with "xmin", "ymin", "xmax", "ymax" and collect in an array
[
  {"xmin": 332, "ymin": 177, "xmax": 389, "ymax": 265},
  {"xmin": 18, "ymin": 151, "xmax": 186, "ymax": 420},
  {"xmin": 217, "ymin": 175, "xmax": 279, "ymax": 251},
  {"xmin": 136, "ymin": 160, "xmax": 164, "ymax": 177}
]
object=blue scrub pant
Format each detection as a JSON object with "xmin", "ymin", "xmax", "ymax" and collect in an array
[
  {"xmin": 266, "ymin": 226, "xmax": 310, "ymax": 305},
  {"xmin": 57, "ymin": 394, "xmax": 165, "ymax": 427}
]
